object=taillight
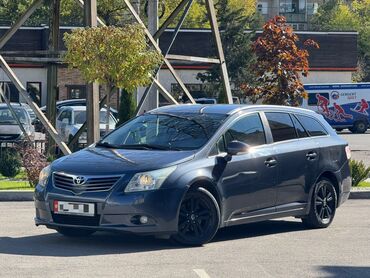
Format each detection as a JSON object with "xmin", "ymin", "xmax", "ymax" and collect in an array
[{"xmin": 345, "ymin": 146, "xmax": 351, "ymax": 160}]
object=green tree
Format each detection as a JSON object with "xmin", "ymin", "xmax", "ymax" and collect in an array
[
  {"xmin": 242, "ymin": 16, "xmax": 319, "ymax": 106},
  {"xmin": 197, "ymin": 0, "xmax": 261, "ymax": 103},
  {"xmin": 311, "ymin": 0, "xmax": 370, "ymax": 81},
  {"xmin": 64, "ymin": 25, "xmax": 162, "ymax": 127}
]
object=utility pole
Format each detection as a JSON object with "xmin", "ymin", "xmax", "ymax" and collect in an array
[
  {"xmin": 138, "ymin": 0, "xmax": 158, "ymax": 113},
  {"xmin": 46, "ymin": 0, "xmax": 60, "ymax": 155},
  {"xmin": 84, "ymin": 0, "xmax": 100, "ymax": 145}
]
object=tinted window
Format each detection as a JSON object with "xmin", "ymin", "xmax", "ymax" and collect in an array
[
  {"xmin": 100, "ymin": 113, "xmax": 227, "ymax": 151},
  {"xmin": 265, "ymin": 112, "xmax": 297, "ymax": 142},
  {"xmin": 224, "ymin": 113, "xmax": 266, "ymax": 147},
  {"xmin": 291, "ymin": 115, "xmax": 309, "ymax": 138},
  {"xmin": 308, "ymin": 93, "xmax": 330, "ymax": 106},
  {"xmin": 296, "ymin": 115, "xmax": 328, "ymax": 137}
]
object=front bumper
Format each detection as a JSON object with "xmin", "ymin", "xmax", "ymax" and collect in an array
[{"xmin": 34, "ymin": 182, "xmax": 187, "ymax": 235}]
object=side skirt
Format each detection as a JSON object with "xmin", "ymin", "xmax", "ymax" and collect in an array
[{"xmin": 225, "ymin": 203, "xmax": 308, "ymax": 227}]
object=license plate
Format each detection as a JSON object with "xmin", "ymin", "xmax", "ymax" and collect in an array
[{"xmin": 53, "ymin": 200, "xmax": 95, "ymax": 217}]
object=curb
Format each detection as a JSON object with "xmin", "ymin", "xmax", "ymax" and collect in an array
[
  {"xmin": 1, "ymin": 188, "xmax": 370, "ymax": 201},
  {"xmin": 0, "ymin": 191, "xmax": 34, "ymax": 201},
  {"xmin": 349, "ymin": 188, "xmax": 370, "ymax": 200}
]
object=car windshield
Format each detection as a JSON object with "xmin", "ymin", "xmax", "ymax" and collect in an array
[
  {"xmin": 97, "ymin": 112, "xmax": 227, "ymax": 151},
  {"xmin": 74, "ymin": 111, "xmax": 115, "ymax": 125},
  {"xmin": 0, "ymin": 107, "xmax": 28, "ymax": 125}
]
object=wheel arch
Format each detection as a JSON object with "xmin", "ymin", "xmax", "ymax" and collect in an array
[{"xmin": 308, "ymin": 171, "xmax": 340, "ymax": 211}]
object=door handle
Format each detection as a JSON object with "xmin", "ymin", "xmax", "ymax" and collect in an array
[
  {"xmin": 306, "ymin": 151, "xmax": 318, "ymax": 160},
  {"xmin": 265, "ymin": 158, "xmax": 277, "ymax": 167}
]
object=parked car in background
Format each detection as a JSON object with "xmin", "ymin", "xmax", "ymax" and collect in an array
[
  {"xmin": 35, "ymin": 104, "xmax": 351, "ymax": 245},
  {"xmin": 0, "ymin": 103, "xmax": 35, "ymax": 141},
  {"xmin": 40, "ymin": 99, "xmax": 118, "ymax": 118},
  {"xmin": 301, "ymin": 83, "xmax": 370, "ymax": 133},
  {"xmin": 194, "ymin": 98, "xmax": 217, "ymax": 104},
  {"xmin": 34, "ymin": 99, "xmax": 119, "ymax": 133},
  {"xmin": 55, "ymin": 106, "xmax": 117, "ymax": 144}
]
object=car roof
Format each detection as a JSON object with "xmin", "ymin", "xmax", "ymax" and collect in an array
[
  {"xmin": 60, "ymin": 106, "xmax": 108, "ymax": 111},
  {"xmin": 151, "ymin": 104, "xmax": 317, "ymax": 116},
  {"xmin": 0, "ymin": 103, "xmax": 28, "ymax": 109}
]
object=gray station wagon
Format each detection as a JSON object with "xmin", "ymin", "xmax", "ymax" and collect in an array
[{"xmin": 34, "ymin": 105, "xmax": 351, "ymax": 245}]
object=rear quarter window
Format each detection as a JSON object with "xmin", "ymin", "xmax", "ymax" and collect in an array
[{"xmin": 296, "ymin": 114, "xmax": 328, "ymax": 137}]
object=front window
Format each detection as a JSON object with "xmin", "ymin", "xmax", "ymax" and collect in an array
[
  {"xmin": 74, "ymin": 111, "xmax": 116, "ymax": 126},
  {"xmin": 98, "ymin": 113, "xmax": 227, "ymax": 151},
  {"xmin": 0, "ymin": 107, "xmax": 28, "ymax": 125}
]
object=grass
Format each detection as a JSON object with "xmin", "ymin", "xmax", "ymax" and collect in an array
[
  {"xmin": 357, "ymin": 181, "xmax": 370, "ymax": 188},
  {"xmin": 0, "ymin": 180, "xmax": 33, "ymax": 190},
  {"xmin": 0, "ymin": 169, "xmax": 33, "ymax": 190}
]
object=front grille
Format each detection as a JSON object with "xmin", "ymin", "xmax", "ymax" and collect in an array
[
  {"xmin": 53, "ymin": 172, "xmax": 121, "ymax": 194},
  {"xmin": 52, "ymin": 213, "xmax": 100, "ymax": 226}
]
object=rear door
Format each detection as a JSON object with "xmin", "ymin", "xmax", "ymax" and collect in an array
[{"xmin": 264, "ymin": 112, "xmax": 317, "ymax": 211}]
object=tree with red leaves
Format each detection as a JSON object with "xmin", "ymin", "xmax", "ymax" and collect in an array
[{"xmin": 242, "ymin": 16, "xmax": 319, "ymax": 106}]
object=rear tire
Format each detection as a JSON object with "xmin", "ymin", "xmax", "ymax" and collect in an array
[
  {"xmin": 56, "ymin": 227, "xmax": 96, "ymax": 237},
  {"xmin": 302, "ymin": 178, "xmax": 337, "ymax": 229},
  {"xmin": 172, "ymin": 187, "xmax": 220, "ymax": 246},
  {"xmin": 351, "ymin": 121, "xmax": 368, "ymax": 134}
]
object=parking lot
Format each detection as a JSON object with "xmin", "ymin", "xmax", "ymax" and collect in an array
[
  {"xmin": 338, "ymin": 131, "xmax": 370, "ymax": 166},
  {"xmin": 0, "ymin": 200, "xmax": 369, "ymax": 278}
]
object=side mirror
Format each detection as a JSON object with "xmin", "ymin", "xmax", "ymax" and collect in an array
[{"xmin": 226, "ymin": 140, "xmax": 250, "ymax": 156}]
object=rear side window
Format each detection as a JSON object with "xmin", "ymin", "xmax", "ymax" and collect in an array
[
  {"xmin": 265, "ymin": 112, "xmax": 297, "ymax": 142},
  {"xmin": 291, "ymin": 115, "xmax": 309, "ymax": 138},
  {"xmin": 224, "ymin": 113, "xmax": 266, "ymax": 147},
  {"xmin": 296, "ymin": 114, "xmax": 328, "ymax": 136}
]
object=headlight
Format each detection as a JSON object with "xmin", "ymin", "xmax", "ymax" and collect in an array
[
  {"xmin": 125, "ymin": 166, "xmax": 177, "ymax": 193},
  {"xmin": 39, "ymin": 165, "xmax": 51, "ymax": 187}
]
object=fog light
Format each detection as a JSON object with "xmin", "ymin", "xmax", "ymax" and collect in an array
[{"xmin": 140, "ymin": 216, "xmax": 148, "ymax": 224}]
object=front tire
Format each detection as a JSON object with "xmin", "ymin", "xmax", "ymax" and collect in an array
[
  {"xmin": 302, "ymin": 178, "xmax": 337, "ymax": 229},
  {"xmin": 172, "ymin": 187, "xmax": 220, "ymax": 246},
  {"xmin": 56, "ymin": 227, "xmax": 96, "ymax": 237}
]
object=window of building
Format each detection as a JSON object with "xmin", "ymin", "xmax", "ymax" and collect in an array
[
  {"xmin": 296, "ymin": 114, "xmax": 328, "ymax": 137},
  {"xmin": 265, "ymin": 112, "xmax": 297, "ymax": 142},
  {"xmin": 27, "ymin": 82, "xmax": 42, "ymax": 106},
  {"xmin": 257, "ymin": 2, "xmax": 268, "ymax": 14},
  {"xmin": 67, "ymin": 85, "xmax": 86, "ymax": 99},
  {"xmin": 0, "ymin": 82, "xmax": 19, "ymax": 102}
]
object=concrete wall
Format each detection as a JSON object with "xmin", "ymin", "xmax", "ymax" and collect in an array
[{"xmin": 0, "ymin": 67, "xmax": 47, "ymax": 104}]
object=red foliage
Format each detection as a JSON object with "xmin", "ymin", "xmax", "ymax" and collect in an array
[{"xmin": 242, "ymin": 16, "xmax": 319, "ymax": 106}]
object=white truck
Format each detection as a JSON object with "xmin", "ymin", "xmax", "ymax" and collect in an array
[{"xmin": 301, "ymin": 83, "xmax": 370, "ymax": 133}]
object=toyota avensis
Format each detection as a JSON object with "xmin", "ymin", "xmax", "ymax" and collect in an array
[{"xmin": 34, "ymin": 105, "xmax": 351, "ymax": 245}]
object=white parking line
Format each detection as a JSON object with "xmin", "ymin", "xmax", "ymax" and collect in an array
[{"xmin": 193, "ymin": 269, "xmax": 211, "ymax": 278}]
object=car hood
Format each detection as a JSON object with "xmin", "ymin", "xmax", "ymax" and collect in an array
[{"xmin": 51, "ymin": 147, "xmax": 195, "ymax": 175}]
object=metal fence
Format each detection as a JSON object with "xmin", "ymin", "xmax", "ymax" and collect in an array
[{"xmin": 0, "ymin": 140, "xmax": 46, "ymax": 158}]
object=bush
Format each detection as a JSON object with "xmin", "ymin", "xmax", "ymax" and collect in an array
[
  {"xmin": 350, "ymin": 160, "xmax": 370, "ymax": 187},
  {"xmin": 17, "ymin": 144, "xmax": 49, "ymax": 187},
  {"xmin": 0, "ymin": 148, "xmax": 21, "ymax": 178}
]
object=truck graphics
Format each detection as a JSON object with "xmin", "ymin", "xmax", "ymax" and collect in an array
[{"xmin": 302, "ymin": 83, "xmax": 370, "ymax": 133}]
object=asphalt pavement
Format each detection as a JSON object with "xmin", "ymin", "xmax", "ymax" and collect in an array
[
  {"xmin": 0, "ymin": 200, "xmax": 369, "ymax": 278},
  {"xmin": 338, "ymin": 131, "xmax": 370, "ymax": 166}
]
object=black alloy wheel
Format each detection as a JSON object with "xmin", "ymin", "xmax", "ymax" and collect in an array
[
  {"xmin": 302, "ymin": 178, "xmax": 337, "ymax": 228},
  {"xmin": 172, "ymin": 187, "xmax": 220, "ymax": 246}
]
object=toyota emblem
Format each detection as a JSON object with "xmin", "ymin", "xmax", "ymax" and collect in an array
[{"xmin": 73, "ymin": 176, "xmax": 86, "ymax": 185}]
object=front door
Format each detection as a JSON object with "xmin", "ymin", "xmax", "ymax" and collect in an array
[{"xmin": 213, "ymin": 113, "xmax": 277, "ymax": 221}]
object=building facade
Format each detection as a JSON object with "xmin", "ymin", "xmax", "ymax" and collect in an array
[{"xmin": 0, "ymin": 27, "xmax": 358, "ymax": 108}]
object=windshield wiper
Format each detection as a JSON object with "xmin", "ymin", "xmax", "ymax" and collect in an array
[
  {"xmin": 121, "ymin": 144, "xmax": 182, "ymax": 151},
  {"xmin": 95, "ymin": 142, "xmax": 123, "ymax": 149}
]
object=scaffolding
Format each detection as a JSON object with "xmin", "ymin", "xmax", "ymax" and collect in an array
[{"xmin": 0, "ymin": 0, "xmax": 232, "ymax": 156}]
